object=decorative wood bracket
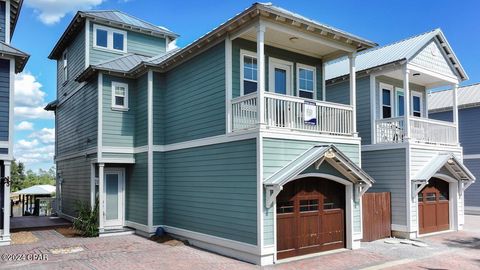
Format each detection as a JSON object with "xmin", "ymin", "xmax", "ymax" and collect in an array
[
  {"xmin": 412, "ymin": 180, "xmax": 428, "ymax": 199},
  {"xmin": 459, "ymin": 180, "xmax": 474, "ymax": 197},
  {"xmin": 354, "ymin": 183, "xmax": 369, "ymax": 201},
  {"xmin": 1, "ymin": 176, "xmax": 10, "ymax": 187},
  {"xmin": 265, "ymin": 185, "xmax": 283, "ymax": 208}
]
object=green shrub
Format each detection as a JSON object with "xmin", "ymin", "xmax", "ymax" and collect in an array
[{"xmin": 73, "ymin": 199, "xmax": 99, "ymax": 237}]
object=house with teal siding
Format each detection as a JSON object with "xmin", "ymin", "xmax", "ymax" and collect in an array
[
  {"xmin": 45, "ymin": 3, "xmax": 378, "ymax": 265},
  {"xmin": 0, "ymin": 0, "xmax": 29, "ymax": 246},
  {"xmin": 325, "ymin": 29, "xmax": 475, "ymax": 239}
]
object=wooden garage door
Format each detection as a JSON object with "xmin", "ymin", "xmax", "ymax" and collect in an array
[
  {"xmin": 276, "ymin": 177, "xmax": 345, "ymax": 259},
  {"xmin": 418, "ymin": 178, "xmax": 449, "ymax": 234}
]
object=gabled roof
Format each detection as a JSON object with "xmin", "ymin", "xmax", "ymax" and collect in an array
[
  {"xmin": 412, "ymin": 153, "xmax": 475, "ymax": 182},
  {"xmin": 0, "ymin": 41, "xmax": 29, "ymax": 73},
  {"xmin": 49, "ymin": 10, "xmax": 179, "ymax": 60},
  {"xmin": 428, "ymin": 83, "xmax": 480, "ymax": 112},
  {"xmin": 325, "ymin": 29, "xmax": 467, "ymax": 81}
]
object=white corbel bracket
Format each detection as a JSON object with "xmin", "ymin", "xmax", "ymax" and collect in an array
[
  {"xmin": 354, "ymin": 182, "xmax": 369, "ymax": 201},
  {"xmin": 412, "ymin": 180, "xmax": 428, "ymax": 199},
  {"xmin": 459, "ymin": 179, "xmax": 474, "ymax": 197},
  {"xmin": 265, "ymin": 185, "xmax": 283, "ymax": 208}
]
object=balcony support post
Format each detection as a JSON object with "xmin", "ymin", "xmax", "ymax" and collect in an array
[
  {"xmin": 452, "ymin": 83, "xmax": 459, "ymax": 142},
  {"xmin": 257, "ymin": 23, "xmax": 266, "ymax": 126},
  {"xmin": 403, "ymin": 66, "xmax": 411, "ymax": 141},
  {"xmin": 348, "ymin": 53, "xmax": 357, "ymax": 136}
]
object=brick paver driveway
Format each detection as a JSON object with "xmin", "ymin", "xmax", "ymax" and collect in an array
[{"xmin": 1, "ymin": 215, "xmax": 479, "ymax": 270}]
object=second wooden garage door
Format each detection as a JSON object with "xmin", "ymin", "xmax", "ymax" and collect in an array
[
  {"xmin": 276, "ymin": 177, "xmax": 345, "ymax": 259},
  {"xmin": 418, "ymin": 178, "xmax": 450, "ymax": 234}
]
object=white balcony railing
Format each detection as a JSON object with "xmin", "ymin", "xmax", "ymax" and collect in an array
[
  {"xmin": 375, "ymin": 117, "xmax": 458, "ymax": 146},
  {"xmin": 231, "ymin": 92, "xmax": 354, "ymax": 136}
]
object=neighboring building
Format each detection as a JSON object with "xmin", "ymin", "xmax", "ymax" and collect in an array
[
  {"xmin": 0, "ymin": 0, "xmax": 29, "ymax": 246},
  {"xmin": 325, "ymin": 29, "xmax": 475, "ymax": 239},
  {"xmin": 429, "ymin": 83, "xmax": 480, "ymax": 214},
  {"xmin": 45, "ymin": 3, "xmax": 379, "ymax": 264}
]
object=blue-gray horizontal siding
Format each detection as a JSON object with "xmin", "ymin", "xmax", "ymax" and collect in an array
[
  {"xmin": 126, "ymin": 152, "xmax": 148, "ymax": 225},
  {"xmin": 430, "ymin": 107, "xmax": 480, "ymax": 155},
  {"xmin": 90, "ymin": 22, "xmax": 166, "ymax": 65},
  {"xmin": 153, "ymin": 72, "xmax": 164, "ymax": 145},
  {"xmin": 0, "ymin": 59, "xmax": 9, "ymax": 141},
  {"xmin": 262, "ymin": 138, "xmax": 360, "ymax": 245},
  {"xmin": 58, "ymin": 25, "xmax": 85, "ymax": 98},
  {"xmin": 102, "ymin": 75, "xmax": 136, "ymax": 147},
  {"xmin": 164, "ymin": 139, "xmax": 257, "ymax": 245},
  {"xmin": 153, "ymin": 152, "xmax": 165, "ymax": 225},
  {"xmin": 163, "ymin": 42, "xmax": 226, "ymax": 144},
  {"xmin": 326, "ymin": 76, "xmax": 371, "ymax": 144},
  {"xmin": 0, "ymin": 2, "xmax": 5, "ymax": 42},
  {"xmin": 57, "ymin": 156, "xmax": 93, "ymax": 217},
  {"xmin": 232, "ymin": 38, "xmax": 323, "ymax": 100},
  {"xmin": 362, "ymin": 148, "xmax": 407, "ymax": 226},
  {"xmin": 134, "ymin": 74, "xmax": 148, "ymax": 147},
  {"xmin": 464, "ymin": 158, "xmax": 480, "ymax": 207},
  {"xmin": 56, "ymin": 78, "xmax": 98, "ymax": 155}
]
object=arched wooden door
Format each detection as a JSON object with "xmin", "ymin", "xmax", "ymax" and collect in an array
[
  {"xmin": 276, "ymin": 177, "xmax": 345, "ymax": 259},
  {"xmin": 418, "ymin": 178, "xmax": 450, "ymax": 234}
]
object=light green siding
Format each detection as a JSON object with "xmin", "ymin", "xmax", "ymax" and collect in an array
[
  {"xmin": 232, "ymin": 38, "xmax": 323, "ymax": 99},
  {"xmin": 89, "ymin": 22, "xmax": 166, "ymax": 65},
  {"xmin": 163, "ymin": 42, "xmax": 226, "ymax": 144},
  {"xmin": 153, "ymin": 73, "xmax": 165, "ymax": 145},
  {"xmin": 362, "ymin": 148, "xmax": 407, "ymax": 226},
  {"xmin": 126, "ymin": 153, "xmax": 148, "ymax": 225},
  {"xmin": 135, "ymin": 74, "xmax": 148, "ymax": 147},
  {"xmin": 102, "ymin": 75, "xmax": 136, "ymax": 147},
  {"xmin": 57, "ymin": 155, "xmax": 95, "ymax": 217},
  {"xmin": 326, "ymin": 76, "xmax": 372, "ymax": 144},
  {"xmin": 262, "ymin": 138, "xmax": 360, "ymax": 246},
  {"xmin": 163, "ymin": 139, "xmax": 257, "ymax": 245},
  {"xmin": 153, "ymin": 152, "xmax": 165, "ymax": 225},
  {"xmin": 57, "ymin": 25, "xmax": 85, "ymax": 98},
  {"xmin": 56, "ymin": 78, "xmax": 98, "ymax": 156}
]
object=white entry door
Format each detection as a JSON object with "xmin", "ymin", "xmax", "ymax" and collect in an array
[
  {"xmin": 269, "ymin": 58, "xmax": 292, "ymax": 95},
  {"xmin": 104, "ymin": 169, "xmax": 124, "ymax": 228}
]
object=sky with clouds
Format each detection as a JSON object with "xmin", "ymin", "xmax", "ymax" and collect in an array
[{"xmin": 14, "ymin": 0, "xmax": 480, "ymax": 171}]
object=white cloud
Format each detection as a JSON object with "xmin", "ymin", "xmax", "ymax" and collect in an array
[
  {"xmin": 29, "ymin": 128, "xmax": 55, "ymax": 144},
  {"xmin": 25, "ymin": 0, "xmax": 104, "ymax": 25},
  {"xmin": 16, "ymin": 139, "xmax": 40, "ymax": 150},
  {"xmin": 15, "ymin": 121, "xmax": 34, "ymax": 131},
  {"xmin": 14, "ymin": 72, "xmax": 54, "ymax": 120},
  {"xmin": 15, "ymin": 144, "xmax": 54, "ymax": 164}
]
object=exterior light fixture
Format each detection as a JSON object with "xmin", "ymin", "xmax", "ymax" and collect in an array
[{"xmin": 413, "ymin": 73, "xmax": 421, "ymax": 76}]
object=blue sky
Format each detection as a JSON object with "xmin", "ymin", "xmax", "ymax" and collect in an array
[{"xmin": 13, "ymin": 0, "xmax": 480, "ymax": 171}]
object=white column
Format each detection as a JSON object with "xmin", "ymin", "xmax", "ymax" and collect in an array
[
  {"xmin": 90, "ymin": 164, "xmax": 95, "ymax": 209},
  {"xmin": 147, "ymin": 70, "xmax": 153, "ymax": 231},
  {"xmin": 348, "ymin": 53, "xmax": 357, "ymax": 135},
  {"xmin": 257, "ymin": 23, "xmax": 266, "ymax": 125},
  {"xmin": 225, "ymin": 35, "xmax": 233, "ymax": 133},
  {"xmin": 322, "ymin": 62, "xmax": 326, "ymax": 101},
  {"xmin": 452, "ymin": 83, "xmax": 459, "ymax": 143},
  {"xmin": 3, "ymin": 161, "xmax": 11, "ymax": 240},
  {"xmin": 403, "ymin": 67, "xmax": 411, "ymax": 141},
  {"xmin": 98, "ymin": 163, "xmax": 105, "ymax": 232}
]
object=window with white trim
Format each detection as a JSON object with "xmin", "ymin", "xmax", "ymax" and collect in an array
[
  {"xmin": 62, "ymin": 50, "xmax": 68, "ymax": 83},
  {"xmin": 297, "ymin": 65, "xmax": 315, "ymax": 99},
  {"xmin": 112, "ymin": 82, "xmax": 128, "ymax": 110},
  {"xmin": 241, "ymin": 51, "xmax": 257, "ymax": 95},
  {"xmin": 94, "ymin": 24, "xmax": 127, "ymax": 53},
  {"xmin": 381, "ymin": 84, "xmax": 393, "ymax": 119},
  {"xmin": 412, "ymin": 92, "xmax": 422, "ymax": 117}
]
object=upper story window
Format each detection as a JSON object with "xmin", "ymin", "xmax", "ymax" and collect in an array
[
  {"xmin": 241, "ymin": 50, "xmax": 257, "ymax": 95},
  {"xmin": 62, "ymin": 50, "xmax": 68, "ymax": 83},
  {"xmin": 112, "ymin": 82, "xmax": 129, "ymax": 110},
  {"xmin": 297, "ymin": 64, "xmax": 316, "ymax": 99},
  {"xmin": 380, "ymin": 83, "xmax": 393, "ymax": 119},
  {"xmin": 94, "ymin": 24, "xmax": 127, "ymax": 53},
  {"xmin": 412, "ymin": 92, "xmax": 422, "ymax": 117}
]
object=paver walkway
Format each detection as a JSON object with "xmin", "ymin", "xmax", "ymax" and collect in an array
[{"xmin": 0, "ymin": 215, "xmax": 479, "ymax": 269}]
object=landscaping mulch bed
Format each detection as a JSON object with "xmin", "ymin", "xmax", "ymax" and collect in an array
[
  {"xmin": 150, "ymin": 234, "xmax": 187, "ymax": 247},
  {"xmin": 55, "ymin": 227, "xmax": 83, "ymax": 238}
]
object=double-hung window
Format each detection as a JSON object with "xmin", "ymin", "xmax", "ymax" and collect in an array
[
  {"xmin": 241, "ymin": 51, "xmax": 258, "ymax": 95},
  {"xmin": 112, "ymin": 82, "xmax": 129, "ymax": 110},
  {"xmin": 297, "ymin": 64, "xmax": 315, "ymax": 99},
  {"xmin": 94, "ymin": 24, "xmax": 127, "ymax": 53},
  {"xmin": 412, "ymin": 92, "xmax": 422, "ymax": 117},
  {"xmin": 62, "ymin": 50, "xmax": 68, "ymax": 83},
  {"xmin": 381, "ymin": 84, "xmax": 393, "ymax": 119}
]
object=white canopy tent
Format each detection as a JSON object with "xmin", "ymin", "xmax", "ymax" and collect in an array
[{"xmin": 12, "ymin": 185, "xmax": 56, "ymax": 196}]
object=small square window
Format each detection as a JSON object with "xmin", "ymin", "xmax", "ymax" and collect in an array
[
  {"xmin": 113, "ymin": 32, "xmax": 124, "ymax": 51},
  {"xmin": 96, "ymin": 29, "xmax": 108, "ymax": 48}
]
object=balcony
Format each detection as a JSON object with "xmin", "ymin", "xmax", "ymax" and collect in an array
[
  {"xmin": 376, "ymin": 117, "xmax": 458, "ymax": 146},
  {"xmin": 231, "ymin": 92, "xmax": 354, "ymax": 136}
]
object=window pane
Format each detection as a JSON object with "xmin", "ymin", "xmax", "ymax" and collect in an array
[
  {"xmin": 96, "ymin": 29, "xmax": 108, "ymax": 47},
  {"xmin": 426, "ymin": 192, "xmax": 436, "ymax": 202},
  {"xmin": 382, "ymin": 89, "xmax": 391, "ymax": 105},
  {"xmin": 274, "ymin": 68, "xmax": 287, "ymax": 94},
  {"xmin": 277, "ymin": 201, "xmax": 294, "ymax": 214},
  {"xmin": 299, "ymin": 90, "xmax": 313, "ymax": 99},
  {"xmin": 244, "ymin": 81, "xmax": 257, "ymax": 94},
  {"xmin": 398, "ymin": 95, "xmax": 404, "ymax": 116},
  {"xmin": 418, "ymin": 192, "xmax": 423, "ymax": 202},
  {"xmin": 383, "ymin": 106, "xmax": 392, "ymax": 118},
  {"xmin": 115, "ymin": 96, "xmax": 125, "ymax": 106},
  {"xmin": 115, "ymin": 87, "xmax": 126, "ymax": 96},
  {"xmin": 300, "ymin": 199, "xmax": 319, "ymax": 212},
  {"xmin": 413, "ymin": 96, "xmax": 421, "ymax": 111},
  {"xmin": 243, "ymin": 56, "xmax": 257, "ymax": 82},
  {"xmin": 306, "ymin": 80, "xmax": 314, "ymax": 91},
  {"xmin": 299, "ymin": 79, "xmax": 306, "ymax": 90},
  {"xmin": 113, "ymin": 33, "xmax": 124, "ymax": 51},
  {"xmin": 413, "ymin": 111, "xmax": 421, "ymax": 117}
]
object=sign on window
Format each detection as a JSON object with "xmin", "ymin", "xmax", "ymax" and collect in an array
[{"xmin": 304, "ymin": 101, "xmax": 317, "ymax": 125}]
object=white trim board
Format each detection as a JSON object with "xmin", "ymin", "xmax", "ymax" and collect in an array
[{"xmin": 464, "ymin": 155, "xmax": 480, "ymax": 160}]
